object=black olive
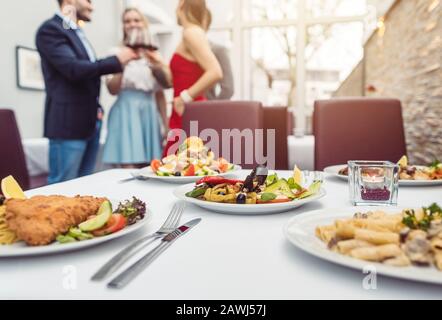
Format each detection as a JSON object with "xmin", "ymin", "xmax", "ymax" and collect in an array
[
  {"xmin": 236, "ymin": 193, "xmax": 247, "ymax": 204},
  {"xmin": 174, "ymin": 172, "xmax": 182, "ymax": 176},
  {"xmin": 0, "ymin": 195, "xmax": 5, "ymax": 206}
]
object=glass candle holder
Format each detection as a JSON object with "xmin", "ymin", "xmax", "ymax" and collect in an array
[{"xmin": 348, "ymin": 161, "xmax": 399, "ymax": 206}]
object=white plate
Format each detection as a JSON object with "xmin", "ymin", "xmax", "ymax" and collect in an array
[
  {"xmin": 284, "ymin": 207, "xmax": 442, "ymax": 285},
  {"xmin": 136, "ymin": 165, "xmax": 242, "ymax": 184},
  {"xmin": 173, "ymin": 183, "xmax": 326, "ymax": 215},
  {"xmin": 0, "ymin": 201, "xmax": 153, "ymax": 258},
  {"xmin": 324, "ymin": 164, "xmax": 442, "ymax": 186}
]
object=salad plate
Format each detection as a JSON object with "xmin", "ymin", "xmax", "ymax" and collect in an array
[
  {"xmin": 137, "ymin": 137, "xmax": 242, "ymax": 184},
  {"xmin": 173, "ymin": 167, "xmax": 326, "ymax": 215},
  {"xmin": 137, "ymin": 165, "xmax": 242, "ymax": 184}
]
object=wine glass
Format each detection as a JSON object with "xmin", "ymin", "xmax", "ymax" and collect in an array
[{"xmin": 125, "ymin": 28, "xmax": 158, "ymax": 51}]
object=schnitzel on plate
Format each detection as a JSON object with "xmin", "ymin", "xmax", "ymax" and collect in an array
[{"xmin": 5, "ymin": 196, "xmax": 106, "ymax": 246}]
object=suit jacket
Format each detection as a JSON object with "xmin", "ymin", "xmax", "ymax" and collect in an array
[{"xmin": 36, "ymin": 15, "xmax": 122, "ymax": 139}]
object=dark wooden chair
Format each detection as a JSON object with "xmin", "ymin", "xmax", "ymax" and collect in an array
[{"xmin": 0, "ymin": 109, "xmax": 47, "ymax": 190}]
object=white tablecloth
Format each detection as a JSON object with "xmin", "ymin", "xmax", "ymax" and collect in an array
[
  {"xmin": 22, "ymin": 138, "xmax": 49, "ymax": 176},
  {"xmin": 288, "ymin": 135, "xmax": 315, "ymax": 170},
  {"xmin": 22, "ymin": 138, "xmax": 108, "ymax": 176},
  {"xmin": 1, "ymin": 169, "xmax": 441, "ymax": 299}
]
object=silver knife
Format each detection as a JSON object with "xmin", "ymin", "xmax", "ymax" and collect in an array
[{"xmin": 107, "ymin": 218, "xmax": 202, "ymax": 289}]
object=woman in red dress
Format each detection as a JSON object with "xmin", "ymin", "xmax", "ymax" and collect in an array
[{"xmin": 151, "ymin": 0, "xmax": 223, "ymax": 156}]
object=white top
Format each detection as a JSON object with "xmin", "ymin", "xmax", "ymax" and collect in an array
[
  {"xmin": 1, "ymin": 169, "xmax": 441, "ymax": 299},
  {"xmin": 107, "ymin": 47, "xmax": 161, "ymax": 93}
]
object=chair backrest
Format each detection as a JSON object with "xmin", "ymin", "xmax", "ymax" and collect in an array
[
  {"xmin": 263, "ymin": 107, "xmax": 289, "ymax": 170},
  {"xmin": 182, "ymin": 101, "xmax": 264, "ymax": 169},
  {"xmin": 313, "ymin": 98, "xmax": 407, "ymax": 171},
  {"xmin": 0, "ymin": 109, "xmax": 30, "ymax": 190}
]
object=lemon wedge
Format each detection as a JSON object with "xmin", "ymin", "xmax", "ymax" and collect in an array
[
  {"xmin": 293, "ymin": 165, "xmax": 303, "ymax": 185},
  {"xmin": 397, "ymin": 155, "xmax": 408, "ymax": 168},
  {"xmin": 1, "ymin": 176, "xmax": 27, "ymax": 200}
]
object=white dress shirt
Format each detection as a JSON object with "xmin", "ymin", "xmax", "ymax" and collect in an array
[{"xmin": 56, "ymin": 13, "xmax": 96, "ymax": 62}]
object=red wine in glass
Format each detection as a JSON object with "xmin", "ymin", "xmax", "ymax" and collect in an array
[
  {"xmin": 127, "ymin": 43, "xmax": 158, "ymax": 51},
  {"xmin": 126, "ymin": 29, "xmax": 158, "ymax": 51}
]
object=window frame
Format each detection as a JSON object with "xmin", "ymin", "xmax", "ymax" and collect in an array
[{"xmin": 210, "ymin": 0, "xmax": 373, "ymax": 135}]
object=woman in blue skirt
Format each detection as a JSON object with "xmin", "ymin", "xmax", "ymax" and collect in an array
[{"xmin": 103, "ymin": 8, "xmax": 170, "ymax": 168}]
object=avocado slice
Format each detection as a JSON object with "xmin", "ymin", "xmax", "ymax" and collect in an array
[
  {"xmin": 79, "ymin": 200, "xmax": 112, "ymax": 232},
  {"xmin": 298, "ymin": 181, "xmax": 322, "ymax": 199},
  {"xmin": 265, "ymin": 173, "xmax": 278, "ymax": 186},
  {"xmin": 264, "ymin": 179, "xmax": 295, "ymax": 199}
]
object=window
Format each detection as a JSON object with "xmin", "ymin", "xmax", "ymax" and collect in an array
[
  {"xmin": 305, "ymin": 22, "xmax": 364, "ymax": 109},
  {"xmin": 245, "ymin": 27, "xmax": 297, "ymax": 106},
  {"xmin": 244, "ymin": 0, "xmax": 298, "ymax": 21},
  {"xmin": 306, "ymin": 0, "xmax": 368, "ymax": 18},
  {"xmin": 205, "ymin": 0, "xmax": 373, "ymax": 133}
]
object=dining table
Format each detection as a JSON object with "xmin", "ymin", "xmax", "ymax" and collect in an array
[{"xmin": 1, "ymin": 169, "xmax": 441, "ymax": 300}]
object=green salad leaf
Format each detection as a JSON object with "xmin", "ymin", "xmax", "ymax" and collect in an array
[{"xmin": 287, "ymin": 177, "xmax": 303, "ymax": 191}]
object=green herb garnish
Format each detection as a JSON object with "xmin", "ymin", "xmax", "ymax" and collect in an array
[
  {"xmin": 429, "ymin": 160, "xmax": 441, "ymax": 168},
  {"xmin": 402, "ymin": 204, "xmax": 442, "ymax": 231},
  {"xmin": 287, "ymin": 177, "xmax": 303, "ymax": 191}
]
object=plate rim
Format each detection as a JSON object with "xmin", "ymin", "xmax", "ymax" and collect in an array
[
  {"xmin": 0, "ymin": 206, "xmax": 153, "ymax": 258},
  {"xmin": 136, "ymin": 164, "xmax": 243, "ymax": 183},
  {"xmin": 283, "ymin": 206, "xmax": 442, "ymax": 285}
]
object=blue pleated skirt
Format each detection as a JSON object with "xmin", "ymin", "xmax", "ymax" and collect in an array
[{"xmin": 103, "ymin": 90, "xmax": 163, "ymax": 164}]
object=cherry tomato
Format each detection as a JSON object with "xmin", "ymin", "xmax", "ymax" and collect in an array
[
  {"xmin": 183, "ymin": 164, "xmax": 195, "ymax": 177},
  {"xmin": 92, "ymin": 214, "xmax": 127, "ymax": 237},
  {"xmin": 219, "ymin": 163, "xmax": 229, "ymax": 173},
  {"xmin": 150, "ymin": 159, "xmax": 162, "ymax": 173},
  {"xmin": 256, "ymin": 198, "xmax": 292, "ymax": 204}
]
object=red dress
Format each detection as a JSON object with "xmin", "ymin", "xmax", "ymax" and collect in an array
[{"xmin": 163, "ymin": 53, "xmax": 206, "ymax": 156}]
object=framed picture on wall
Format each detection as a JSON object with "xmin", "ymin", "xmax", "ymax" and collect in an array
[{"xmin": 16, "ymin": 46, "xmax": 45, "ymax": 91}]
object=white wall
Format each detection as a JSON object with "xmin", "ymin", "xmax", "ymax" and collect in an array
[{"xmin": 0, "ymin": 0, "xmax": 121, "ymax": 139}]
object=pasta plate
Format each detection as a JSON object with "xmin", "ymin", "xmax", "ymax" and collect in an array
[{"xmin": 284, "ymin": 207, "xmax": 442, "ymax": 285}]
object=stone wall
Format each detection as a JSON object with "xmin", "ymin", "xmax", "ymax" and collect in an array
[
  {"xmin": 335, "ymin": 0, "xmax": 442, "ymax": 164},
  {"xmin": 334, "ymin": 62, "xmax": 364, "ymax": 97}
]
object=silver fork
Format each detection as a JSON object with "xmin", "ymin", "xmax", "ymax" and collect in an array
[
  {"xmin": 118, "ymin": 171, "xmax": 150, "ymax": 184},
  {"xmin": 91, "ymin": 201, "xmax": 185, "ymax": 281}
]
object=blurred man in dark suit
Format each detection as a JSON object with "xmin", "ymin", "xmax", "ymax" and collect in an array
[{"xmin": 36, "ymin": 0, "xmax": 138, "ymax": 184}]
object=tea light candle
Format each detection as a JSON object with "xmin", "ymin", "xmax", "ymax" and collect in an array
[{"xmin": 362, "ymin": 175, "xmax": 384, "ymax": 190}]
